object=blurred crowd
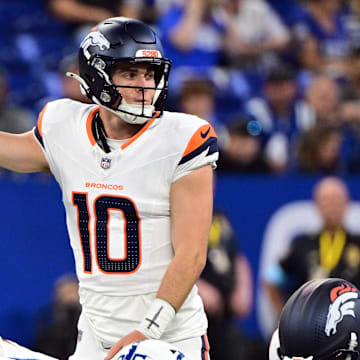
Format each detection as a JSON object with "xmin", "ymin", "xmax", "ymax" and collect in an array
[
  {"xmin": 2, "ymin": 0, "xmax": 360, "ymax": 176},
  {"xmin": 4, "ymin": 2, "xmax": 360, "ymax": 359}
]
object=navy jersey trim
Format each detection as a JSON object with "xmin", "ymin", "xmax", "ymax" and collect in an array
[
  {"xmin": 179, "ymin": 137, "xmax": 218, "ymax": 165},
  {"xmin": 34, "ymin": 125, "xmax": 44, "ymax": 149},
  {"xmin": 201, "ymin": 334, "xmax": 210, "ymax": 360}
]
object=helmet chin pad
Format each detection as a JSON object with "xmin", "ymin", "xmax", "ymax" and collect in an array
[
  {"xmin": 92, "ymin": 96, "xmax": 156, "ymax": 124},
  {"xmin": 114, "ymin": 88, "xmax": 156, "ymax": 124},
  {"xmin": 110, "ymin": 101, "xmax": 155, "ymax": 124}
]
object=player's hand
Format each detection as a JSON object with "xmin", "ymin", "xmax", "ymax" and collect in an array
[{"xmin": 104, "ymin": 330, "xmax": 147, "ymax": 360}]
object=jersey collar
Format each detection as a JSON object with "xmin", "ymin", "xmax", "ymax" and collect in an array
[{"xmin": 86, "ymin": 107, "xmax": 158, "ymax": 151}]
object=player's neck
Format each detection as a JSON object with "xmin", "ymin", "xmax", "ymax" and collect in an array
[{"xmin": 99, "ymin": 107, "xmax": 143, "ymax": 140}]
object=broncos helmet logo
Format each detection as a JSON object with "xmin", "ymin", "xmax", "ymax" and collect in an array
[
  {"xmin": 80, "ymin": 31, "xmax": 111, "ymax": 59},
  {"xmin": 325, "ymin": 284, "xmax": 358, "ymax": 336}
]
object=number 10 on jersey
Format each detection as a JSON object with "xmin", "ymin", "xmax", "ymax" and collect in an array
[{"xmin": 72, "ymin": 192, "xmax": 141, "ymax": 274}]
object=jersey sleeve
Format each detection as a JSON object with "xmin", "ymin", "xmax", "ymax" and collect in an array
[
  {"xmin": 32, "ymin": 102, "xmax": 60, "ymax": 179},
  {"xmin": 172, "ymin": 123, "xmax": 218, "ymax": 183},
  {"xmin": 32, "ymin": 100, "xmax": 72, "ymax": 185},
  {"xmin": 33, "ymin": 103, "xmax": 47, "ymax": 150}
]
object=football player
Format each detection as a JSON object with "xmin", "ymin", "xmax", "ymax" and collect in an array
[
  {"xmin": 0, "ymin": 17, "xmax": 217, "ymax": 360},
  {"xmin": 269, "ymin": 278, "xmax": 360, "ymax": 360}
]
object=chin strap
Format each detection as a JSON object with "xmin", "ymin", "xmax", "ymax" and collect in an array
[{"xmin": 93, "ymin": 112, "xmax": 111, "ymax": 153}]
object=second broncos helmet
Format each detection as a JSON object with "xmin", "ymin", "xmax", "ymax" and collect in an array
[
  {"xmin": 276, "ymin": 278, "xmax": 360, "ymax": 360},
  {"xmin": 67, "ymin": 17, "xmax": 172, "ymax": 124}
]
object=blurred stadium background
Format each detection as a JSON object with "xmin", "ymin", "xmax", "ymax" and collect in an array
[{"xmin": 2, "ymin": 0, "xmax": 360, "ymax": 357}]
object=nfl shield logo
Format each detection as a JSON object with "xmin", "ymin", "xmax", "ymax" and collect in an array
[{"xmin": 101, "ymin": 157, "xmax": 111, "ymax": 169}]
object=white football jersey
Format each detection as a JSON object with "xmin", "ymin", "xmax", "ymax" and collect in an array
[{"xmin": 34, "ymin": 99, "xmax": 218, "ymax": 343}]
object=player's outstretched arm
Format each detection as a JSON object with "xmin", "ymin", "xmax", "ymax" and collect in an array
[{"xmin": 0, "ymin": 131, "xmax": 49, "ymax": 173}]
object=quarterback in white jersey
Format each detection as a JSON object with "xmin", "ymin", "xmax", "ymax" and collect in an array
[{"xmin": 0, "ymin": 17, "xmax": 215, "ymax": 360}]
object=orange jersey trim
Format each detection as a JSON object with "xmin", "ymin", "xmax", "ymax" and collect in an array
[
  {"xmin": 182, "ymin": 124, "xmax": 217, "ymax": 158},
  {"xmin": 86, "ymin": 107, "xmax": 100, "ymax": 146},
  {"xmin": 37, "ymin": 103, "xmax": 48, "ymax": 137},
  {"xmin": 86, "ymin": 111, "xmax": 157, "ymax": 149},
  {"xmin": 121, "ymin": 117, "xmax": 156, "ymax": 150}
]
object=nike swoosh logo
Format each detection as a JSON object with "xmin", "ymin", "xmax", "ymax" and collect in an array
[{"xmin": 201, "ymin": 127, "xmax": 210, "ymax": 138}]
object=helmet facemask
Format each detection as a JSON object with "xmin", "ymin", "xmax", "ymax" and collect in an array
[
  {"xmin": 107, "ymin": 58, "xmax": 170, "ymax": 124},
  {"xmin": 68, "ymin": 54, "xmax": 171, "ymax": 125}
]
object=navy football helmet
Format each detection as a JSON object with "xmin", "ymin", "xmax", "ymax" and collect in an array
[
  {"xmin": 115, "ymin": 340, "xmax": 188, "ymax": 360},
  {"xmin": 67, "ymin": 17, "xmax": 172, "ymax": 124},
  {"xmin": 277, "ymin": 278, "xmax": 360, "ymax": 360}
]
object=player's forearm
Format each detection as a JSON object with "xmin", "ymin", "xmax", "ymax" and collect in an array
[
  {"xmin": 156, "ymin": 247, "xmax": 207, "ymax": 311},
  {"xmin": 161, "ymin": 165, "xmax": 213, "ymax": 309},
  {"xmin": 135, "ymin": 245, "xmax": 207, "ymax": 341},
  {"xmin": 0, "ymin": 131, "xmax": 49, "ymax": 173}
]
